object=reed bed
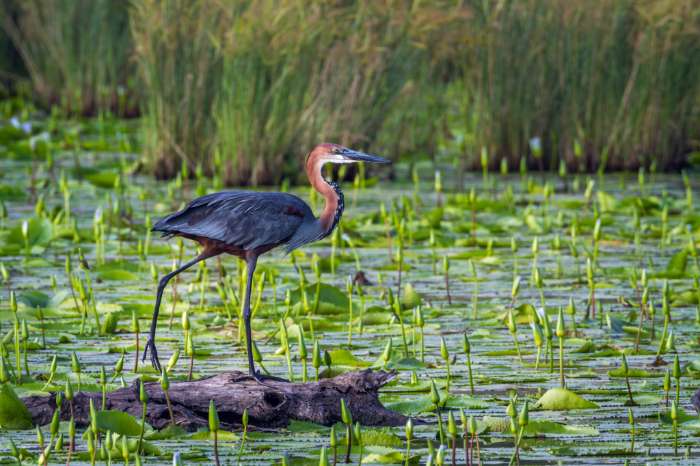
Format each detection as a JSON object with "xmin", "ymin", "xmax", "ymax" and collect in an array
[
  {"xmin": 454, "ymin": 0, "xmax": 700, "ymax": 172},
  {"xmin": 2, "ymin": 0, "xmax": 699, "ymax": 178},
  {"xmin": 130, "ymin": 0, "xmax": 230, "ymax": 179},
  {"xmin": 1, "ymin": 0, "xmax": 134, "ymax": 115}
]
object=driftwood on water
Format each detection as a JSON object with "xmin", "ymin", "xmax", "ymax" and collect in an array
[{"xmin": 23, "ymin": 370, "xmax": 406, "ymax": 431}]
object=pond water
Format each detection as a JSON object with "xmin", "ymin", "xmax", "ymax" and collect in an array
[{"xmin": 1, "ymin": 116, "xmax": 699, "ymax": 465}]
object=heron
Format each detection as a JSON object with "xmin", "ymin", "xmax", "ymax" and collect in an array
[{"xmin": 142, "ymin": 143, "xmax": 389, "ymax": 380}]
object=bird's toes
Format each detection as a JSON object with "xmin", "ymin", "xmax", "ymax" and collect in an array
[{"xmin": 151, "ymin": 354, "xmax": 161, "ymax": 372}]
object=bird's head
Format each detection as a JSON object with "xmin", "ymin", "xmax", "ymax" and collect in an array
[{"xmin": 307, "ymin": 143, "xmax": 390, "ymax": 168}]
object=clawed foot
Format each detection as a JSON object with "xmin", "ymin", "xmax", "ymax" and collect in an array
[
  {"xmin": 142, "ymin": 338, "xmax": 162, "ymax": 373},
  {"xmin": 252, "ymin": 371, "xmax": 289, "ymax": 383},
  {"xmin": 234, "ymin": 370, "xmax": 289, "ymax": 386}
]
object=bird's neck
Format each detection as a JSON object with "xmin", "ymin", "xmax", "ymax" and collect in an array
[{"xmin": 307, "ymin": 158, "xmax": 344, "ymax": 238}]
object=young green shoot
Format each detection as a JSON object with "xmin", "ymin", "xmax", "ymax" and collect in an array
[
  {"xmin": 279, "ymin": 319, "xmax": 294, "ymax": 382},
  {"xmin": 71, "ymin": 351, "xmax": 81, "ymax": 391},
  {"xmin": 298, "ymin": 326, "xmax": 308, "ymax": 383},
  {"xmin": 346, "ymin": 278, "xmax": 353, "ymax": 347},
  {"xmin": 672, "ymin": 354, "xmax": 681, "ymax": 406},
  {"xmin": 416, "ymin": 306, "xmax": 425, "ymax": 362},
  {"xmin": 209, "ymin": 400, "xmax": 221, "ymax": 466},
  {"xmin": 99, "ymin": 366, "xmax": 107, "ymax": 410},
  {"xmin": 463, "ymin": 333, "xmax": 475, "ymax": 395},
  {"xmin": 627, "ymin": 407, "xmax": 635, "ymax": 454},
  {"xmin": 440, "ymin": 337, "xmax": 451, "ymax": 392},
  {"xmin": 312, "ymin": 340, "xmax": 322, "ymax": 381},
  {"xmin": 330, "ymin": 425, "xmax": 338, "ymax": 466},
  {"xmin": 447, "ymin": 410, "xmax": 457, "ymax": 465},
  {"xmin": 341, "ymin": 399, "xmax": 353, "ymax": 463},
  {"xmin": 443, "ymin": 256, "xmax": 452, "ymax": 305},
  {"xmin": 671, "ymin": 400, "xmax": 678, "ymax": 455},
  {"xmin": 430, "ymin": 379, "xmax": 445, "ymax": 445},
  {"xmin": 137, "ymin": 379, "xmax": 148, "ymax": 455},
  {"xmin": 238, "ymin": 408, "xmax": 249, "ymax": 459},
  {"xmin": 531, "ymin": 319, "xmax": 544, "ymax": 370},
  {"xmin": 381, "ymin": 338, "xmax": 393, "ymax": 370},
  {"xmin": 404, "ymin": 418, "xmax": 413, "ymax": 466},
  {"xmin": 556, "ymin": 307, "xmax": 566, "ymax": 388},
  {"xmin": 132, "ymin": 310, "xmax": 140, "ymax": 373},
  {"xmin": 353, "ymin": 422, "xmax": 363, "ymax": 465},
  {"xmin": 160, "ymin": 369, "xmax": 175, "ymax": 425},
  {"xmin": 621, "ymin": 354, "xmax": 636, "ymax": 406},
  {"xmin": 506, "ymin": 308, "xmax": 522, "ymax": 363}
]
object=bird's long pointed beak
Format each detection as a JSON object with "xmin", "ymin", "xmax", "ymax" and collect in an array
[{"xmin": 343, "ymin": 149, "xmax": 391, "ymax": 164}]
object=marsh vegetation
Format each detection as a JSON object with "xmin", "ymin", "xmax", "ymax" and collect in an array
[
  {"xmin": 1, "ymin": 1, "xmax": 700, "ymax": 464},
  {"xmin": 0, "ymin": 110, "xmax": 699, "ymax": 464}
]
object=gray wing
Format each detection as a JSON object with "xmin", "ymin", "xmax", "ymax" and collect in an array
[{"xmin": 153, "ymin": 191, "xmax": 313, "ymax": 251}]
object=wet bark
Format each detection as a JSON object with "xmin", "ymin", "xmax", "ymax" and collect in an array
[{"xmin": 22, "ymin": 369, "xmax": 406, "ymax": 431}]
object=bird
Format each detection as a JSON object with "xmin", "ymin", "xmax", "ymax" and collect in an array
[{"xmin": 142, "ymin": 143, "xmax": 390, "ymax": 380}]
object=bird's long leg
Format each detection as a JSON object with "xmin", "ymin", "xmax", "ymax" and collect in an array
[
  {"xmin": 238, "ymin": 254, "xmax": 289, "ymax": 385},
  {"xmin": 243, "ymin": 253, "xmax": 258, "ymax": 378},
  {"xmin": 143, "ymin": 253, "xmax": 211, "ymax": 372},
  {"xmin": 237, "ymin": 254, "xmax": 290, "ymax": 386}
]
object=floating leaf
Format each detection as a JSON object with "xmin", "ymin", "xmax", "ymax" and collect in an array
[
  {"xmin": 384, "ymin": 396, "xmax": 434, "ymax": 415},
  {"xmin": 85, "ymin": 171, "xmax": 119, "ymax": 189},
  {"xmin": 7, "ymin": 217, "xmax": 53, "ymax": 247},
  {"xmin": 290, "ymin": 283, "xmax": 348, "ymax": 314},
  {"xmin": 0, "ymin": 384, "xmax": 32, "ymax": 429},
  {"xmin": 596, "ymin": 191, "xmax": 618, "ymax": 212},
  {"xmin": 17, "ymin": 290, "xmax": 51, "ymax": 308},
  {"xmin": 671, "ymin": 290, "xmax": 698, "ymax": 306},
  {"xmin": 95, "ymin": 410, "xmax": 144, "ymax": 436},
  {"xmin": 443, "ymin": 395, "xmax": 489, "ymax": 410},
  {"xmin": 666, "ymin": 249, "xmax": 688, "ymax": 277},
  {"xmin": 328, "ymin": 349, "xmax": 370, "ymax": 367},
  {"xmin": 98, "ymin": 268, "xmax": 138, "ymax": 281},
  {"xmin": 359, "ymin": 428, "xmax": 403, "ymax": 447},
  {"xmin": 479, "ymin": 416, "xmax": 510, "ymax": 433},
  {"xmin": 608, "ymin": 368, "xmax": 660, "ymax": 378},
  {"xmin": 534, "ymin": 388, "xmax": 599, "ymax": 410},
  {"xmin": 361, "ymin": 446, "xmax": 409, "ymax": 464},
  {"xmin": 523, "ymin": 420, "xmax": 599, "ymax": 437},
  {"xmin": 145, "ymin": 425, "xmax": 190, "ymax": 440}
]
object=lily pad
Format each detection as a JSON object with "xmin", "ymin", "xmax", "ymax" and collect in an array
[
  {"xmin": 534, "ymin": 387, "xmax": 599, "ymax": 410},
  {"xmin": 96, "ymin": 410, "xmax": 145, "ymax": 436},
  {"xmin": 0, "ymin": 384, "xmax": 32, "ymax": 429},
  {"xmin": 329, "ymin": 349, "xmax": 370, "ymax": 368}
]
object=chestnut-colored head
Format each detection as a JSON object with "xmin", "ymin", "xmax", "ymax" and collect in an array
[{"xmin": 306, "ymin": 143, "xmax": 390, "ymax": 174}]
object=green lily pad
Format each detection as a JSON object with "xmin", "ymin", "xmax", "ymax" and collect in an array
[
  {"xmin": 0, "ymin": 384, "xmax": 33, "ymax": 429},
  {"xmin": 608, "ymin": 368, "xmax": 660, "ymax": 378},
  {"xmin": 534, "ymin": 387, "xmax": 599, "ymax": 410},
  {"xmin": 524, "ymin": 420, "xmax": 599, "ymax": 437},
  {"xmin": 329, "ymin": 349, "xmax": 370, "ymax": 367},
  {"xmin": 96, "ymin": 410, "xmax": 145, "ymax": 436},
  {"xmin": 7, "ymin": 216, "xmax": 53, "ymax": 247}
]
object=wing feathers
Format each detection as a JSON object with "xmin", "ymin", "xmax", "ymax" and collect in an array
[{"xmin": 153, "ymin": 191, "xmax": 312, "ymax": 251}]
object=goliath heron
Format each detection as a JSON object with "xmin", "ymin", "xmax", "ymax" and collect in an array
[{"xmin": 143, "ymin": 143, "xmax": 389, "ymax": 380}]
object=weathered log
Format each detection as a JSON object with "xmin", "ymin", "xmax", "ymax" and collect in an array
[{"xmin": 23, "ymin": 370, "xmax": 406, "ymax": 431}]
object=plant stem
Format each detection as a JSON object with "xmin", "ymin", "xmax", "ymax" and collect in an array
[
  {"xmin": 213, "ymin": 430, "xmax": 220, "ymax": 466},
  {"xmin": 345, "ymin": 424, "xmax": 352, "ymax": 464},
  {"xmin": 558, "ymin": 336, "xmax": 565, "ymax": 388},
  {"xmin": 466, "ymin": 353, "xmax": 475, "ymax": 395},
  {"xmin": 164, "ymin": 390, "xmax": 175, "ymax": 425}
]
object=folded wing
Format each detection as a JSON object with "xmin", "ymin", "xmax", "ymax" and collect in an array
[{"xmin": 153, "ymin": 191, "xmax": 313, "ymax": 251}]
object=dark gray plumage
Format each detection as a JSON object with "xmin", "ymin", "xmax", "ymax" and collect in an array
[{"xmin": 153, "ymin": 191, "xmax": 315, "ymax": 253}]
